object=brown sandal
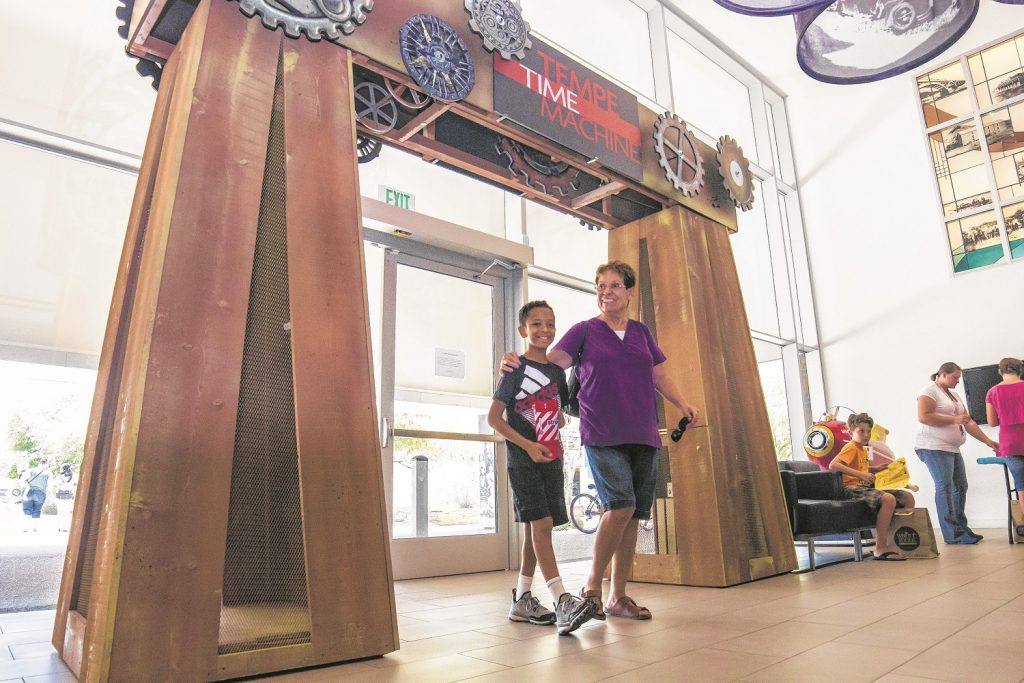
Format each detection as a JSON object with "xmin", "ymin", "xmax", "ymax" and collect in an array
[
  {"xmin": 580, "ymin": 588, "xmax": 605, "ymax": 620},
  {"xmin": 604, "ymin": 596, "xmax": 652, "ymax": 620}
]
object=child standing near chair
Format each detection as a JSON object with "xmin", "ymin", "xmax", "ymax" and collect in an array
[
  {"xmin": 830, "ymin": 412, "xmax": 916, "ymax": 560},
  {"xmin": 487, "ymin": 301, "xmax": 595, "ymax": 636}
]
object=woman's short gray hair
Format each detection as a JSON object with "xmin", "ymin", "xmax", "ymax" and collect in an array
[{"xmin": 595, "ymin": 260, "xmax": 636, "ymax": 289}]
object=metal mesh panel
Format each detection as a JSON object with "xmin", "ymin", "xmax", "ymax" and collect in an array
[{"xmin": 219, "ymin": 57, "xmax": 311, "ymax": 653}]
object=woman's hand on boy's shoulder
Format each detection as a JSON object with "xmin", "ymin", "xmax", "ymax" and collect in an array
[{"xmin": 499, "ymin": 351, "xmax": 521, "ymax": 376}]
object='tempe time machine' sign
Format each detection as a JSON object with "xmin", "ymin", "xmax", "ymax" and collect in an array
[{"xmin": 493, "ymin": 38, "xmax": 642, "ymax": 182}]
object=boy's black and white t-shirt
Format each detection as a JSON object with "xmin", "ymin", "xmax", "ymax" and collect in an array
[{"xmin": 492, "ymin": 356, "xmax": 568, "ymax": 468}]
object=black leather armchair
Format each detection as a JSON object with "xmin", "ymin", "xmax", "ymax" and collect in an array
[{"xmin": 779, "ymin": 461, "xmax": 876, "ymax": 571}]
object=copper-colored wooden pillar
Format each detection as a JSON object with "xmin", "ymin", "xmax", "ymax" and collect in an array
[
  {"xmin": 52, "ymin": 2, "xmax": 397, "ymax": 680},
  {"xmin": 611, "ymin": 206, "xmax": 798, "ymax": 587}
]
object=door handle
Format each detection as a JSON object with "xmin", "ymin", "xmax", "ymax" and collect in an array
[{"xmin": 381, "ymin": 416, "xmax": 390, "ymax": 449}]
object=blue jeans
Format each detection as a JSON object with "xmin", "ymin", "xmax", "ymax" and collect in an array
[
  {"xmin": 584, "ymin": 444, "xmax": 657, "ymax": 519},
  {"xmin": 916, "ymin": 448, "xmax": 970, "ymax": 542}
]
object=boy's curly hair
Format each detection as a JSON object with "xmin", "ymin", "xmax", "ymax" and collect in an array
[{"xmin": 847, "ymin": 412, "xmax": 874, "ymax": 431}]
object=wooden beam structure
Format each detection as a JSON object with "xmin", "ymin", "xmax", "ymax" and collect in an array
[
  {"xmin": 611, "ymin": 206, "xmax": 799, "ymax": 586},
  {"xmin": 54, "ymin": 3, "xmax": 397, "ymax": 680}
]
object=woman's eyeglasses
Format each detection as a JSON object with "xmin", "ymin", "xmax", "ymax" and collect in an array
[{"xmin": 595, "ymin": 283, "xmax": 627, "ymax": 292}]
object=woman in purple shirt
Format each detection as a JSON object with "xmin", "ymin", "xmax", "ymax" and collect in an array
[
  {"xmin": 985, "ymin": 357, "xmax": 1024, "ymax": 537},
  {"xmin": 503, "ymin": 261, "xmax": 697, "ymax": 621}
]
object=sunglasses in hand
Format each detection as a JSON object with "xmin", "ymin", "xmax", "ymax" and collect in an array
[{"xmin": 670, "ymin": 417, "xmax": 691, "ymax": 443}]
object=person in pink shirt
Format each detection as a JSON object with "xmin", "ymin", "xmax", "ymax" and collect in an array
[{"xmin": 985, "ymin": 357, "xmax": 1024, "ymax": 537}]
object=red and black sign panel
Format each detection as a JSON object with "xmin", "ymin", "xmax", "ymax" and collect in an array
[{"xmin": 493, "ymin": 38, "xmax": 643, "ymax": 182}]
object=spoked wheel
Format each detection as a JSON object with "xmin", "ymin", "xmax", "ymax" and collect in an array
[{"xmin": 569, "ymin": 492, "xmax": 602, "ymax": 534}]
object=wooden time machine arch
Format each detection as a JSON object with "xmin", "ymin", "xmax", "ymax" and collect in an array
[{"xmin": 54, "ymin": 0, "xmax": 797, "ymax": 679}]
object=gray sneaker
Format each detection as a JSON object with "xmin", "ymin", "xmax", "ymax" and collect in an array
[
  {"xmin": 555, "ymin": 592, "xmax": 595, "ymax": 635},
  {"xmin": 508, "ymin": 590, "xmax": 556, "ymax": 625}
]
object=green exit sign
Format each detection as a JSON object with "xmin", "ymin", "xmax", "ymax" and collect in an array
[{"xmin": 379, "ymin": 185, "xmax": 415, "ymax": 210}]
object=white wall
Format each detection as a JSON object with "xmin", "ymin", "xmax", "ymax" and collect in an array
[{"xmin": 674, "ymin": 1, "xmax": 1024, "ymax": 529}]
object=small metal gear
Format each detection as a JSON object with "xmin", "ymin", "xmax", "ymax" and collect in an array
[
  {"xmin": 354, "ymin": 81, "xmax": 398, "ymax": 134},
  {"xmin": 653, "ymin": 112, "xmax": 704, "ymax": 197},
  {"xmin": 357, "ymin": 133, "xmax": 382, "ymax": 163},
  {"xmin": 496, "ymin": 137, "xmax": 580, "ymax": 197},
  {"xmin": 236, "ymin": 0, "xmax": 373, "ymax": 42},
  {"xmin": 716, "ymin": 135, "xmax": 755, "ymax": 211},
  {"xmin": 464, "ymin": 0, "xmax": 532, "ymax": 60}
]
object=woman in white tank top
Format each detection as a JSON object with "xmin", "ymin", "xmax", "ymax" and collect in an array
[{"xmin": 915, "ymin": 362, "xmax": 998, "ymax": 544}]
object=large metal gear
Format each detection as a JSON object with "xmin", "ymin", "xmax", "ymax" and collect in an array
[
  {"xmin": 236, "ymin": 0, "xmax": 373, "ymax": 42},
  {"xmin": 496, "ymin": 137, "xmax": 580, "ymax": 197},
  {"xmin": 653, "ymin": 112, "xmax": 705, "ymax": 197},
  {"xmin": 464, "ymin": 0, "xmax": 532, "ymax": 61},
  {"xmin": 716, "ymin": 135, "xmax": 755, "ymax": 211},
  {"xmin": 399, "ymin": 14, "xmax": 476, "ymax": 103}
]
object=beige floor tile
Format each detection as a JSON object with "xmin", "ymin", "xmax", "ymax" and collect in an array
[
  {"xmin": 23, "ymin": 675, "xmax": 78, "ymax": 683},
  {"xmin": 835, "ymin": 614, "xmax": 970, "ymax": 652},
  {"xmin": 999, "ymin": 593, "xmax": 1024, "ymax": 612},
  {"xmin": 892, "ymin": 635, "xmax": 1024, "ymax": 682},
  {"xmin": 330, "ymin": 653, "xmax": 508, "ymax": 682},
  {"xmin": 956, "ymin": 609, "xmax": 1024, "ymax": 643},
  {"xmin": 472, "ymin": 621, "xmax": 555, "ymax": 642},
  {"xmin": 0, "ymin": 653, "xmax": 71, "ymax": 681},
  {"xmin": 738, "ymin": 640, "xmax": 917, "ymax": 682},
  {"xmin": 874, "ymin": 675, "xmax": 961, "ymax": 682},
  {"xmin": 712, "ymin": 620, "xmax": 856, "ymax": 658},
  {"xmin": 601, "ymin": 646, "xmax": 781, "ymax": 682},
  {"xmin": 0, "ymin": 614, "xmax": 54, "ymax": 636},
  {"xmin": 460, "ymin": 650, "xmax": 636, "ymax": 682},
  {"xmin": 899, "ymin": 594, "xmax": 1005, "ymax": 621},
  {"xmin": 372, "ymin": 632, "xmax": 517, "ymax": 667},
  {"xmin": 0, "ymin": 631, "xmax": 53, "ymax": 650},
  {"xmin": 587, "ymin": 622, "xmax": 739, "ymax": 664},
  {"xmin": 461, "ymin": 627, "xmax": 627, "ymax": 667},
  {"xmin": 7, "ymin": 643, "xmax": 53, "ymax": 661},
  {"xmin": 793, "ymin": 598, "xmax": 902, "ymax": 628}
]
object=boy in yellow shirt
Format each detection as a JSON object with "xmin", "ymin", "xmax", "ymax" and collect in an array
[{"xmin": 830, "ymin": 412, "xmax": 916, "ymax": 561}]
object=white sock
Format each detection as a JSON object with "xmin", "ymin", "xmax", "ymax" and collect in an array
[
  {"xmin": 516, "ymin": 573, "xmax": 533, "ymax": 599},
  {"xmin": 546, "ymin": 576, "xmax": 566, "ymax": 604}
]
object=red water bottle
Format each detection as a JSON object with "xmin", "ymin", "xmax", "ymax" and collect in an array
[{"xmin": 531, "ymin": 399, "xmax": 563, "ymax": 460}]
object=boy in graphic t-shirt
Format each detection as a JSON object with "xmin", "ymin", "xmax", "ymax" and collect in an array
[
  {"xmin": 830, "ymin": 412, "xmax": 915, "ymax": 561},
  {"xmin": 488, "ymin": 301, "xmax": 594, "ymax": 636}
]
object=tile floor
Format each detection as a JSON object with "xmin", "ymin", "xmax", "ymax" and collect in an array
[{"xmin": 2, "ymin": 536, "xmax": 1022, "ymax": 682}]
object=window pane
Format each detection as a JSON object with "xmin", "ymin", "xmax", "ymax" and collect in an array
[
  {"xmin": 753, "ymin": 341, "xmax": 791, "ymax": 461},
  {"xmin": 730, "ymin": 179, "xmax": 779, "ymax": 337},
  {"xmin": 970, "ymin": 35, "xmax": 1024, "ymax": 110},
  {"xmin": 392, "ymin": 437, "xmax": 496, "ymax": 538},
  {"xmin": 358, "ymin": 145, "xmax": 509, "ymax": 237},
  {"xmin": 946, "ymin": 210, "xmax": 1005, "ymax": 272},
  {"xmin": 0, "ymin": 4, "xmax": 156, "ymax": 153},
  {"xmin": 1002, "ymin": 201, "xmax": 1024, "ymax": 260},
  {"xmin": 929, "ymin": 122, "xmax": 992, "ymax": 216},
  {"xmin": 524, "ymin": 202, "xmax": 608, "ymax": 281},
  {"xmin": 519, "ymin": 0, "xmax": 655, "ymax": 99},
  {"xmin": 667, "ymin": 32, "xmax": 757, "ymax": 163},
  {"xmin": 917, "ymin": 61, "xmax": 969, "ymax": 128},
  {"xmin": 0, "ymin": 142, "xmax": 133, "ymax": 354},
  {"xmin": 394, "ymin": 265, "xmax": 494, "ymax": 398},
  {"xmin": 981, "ymin": 101, "xmax": 1024, "ymax": 203}
]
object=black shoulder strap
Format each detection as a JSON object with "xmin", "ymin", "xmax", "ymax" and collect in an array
[{"xmin": 574, "ymin": 320, "xmax": 590, "ymax": 365}]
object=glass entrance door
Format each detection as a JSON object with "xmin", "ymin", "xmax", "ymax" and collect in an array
[{"xmin": 369, "ymin": 246, "xmax": 510, "ymax": 579}]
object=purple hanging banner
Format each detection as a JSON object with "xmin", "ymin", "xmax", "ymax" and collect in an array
[
  {"xmin": 794, "ymin": 0, "xmax": 980, "ymax": 84},
  {"xmin": 712, "ymin": 0, "xmax": 831, "ymax": 16}
]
